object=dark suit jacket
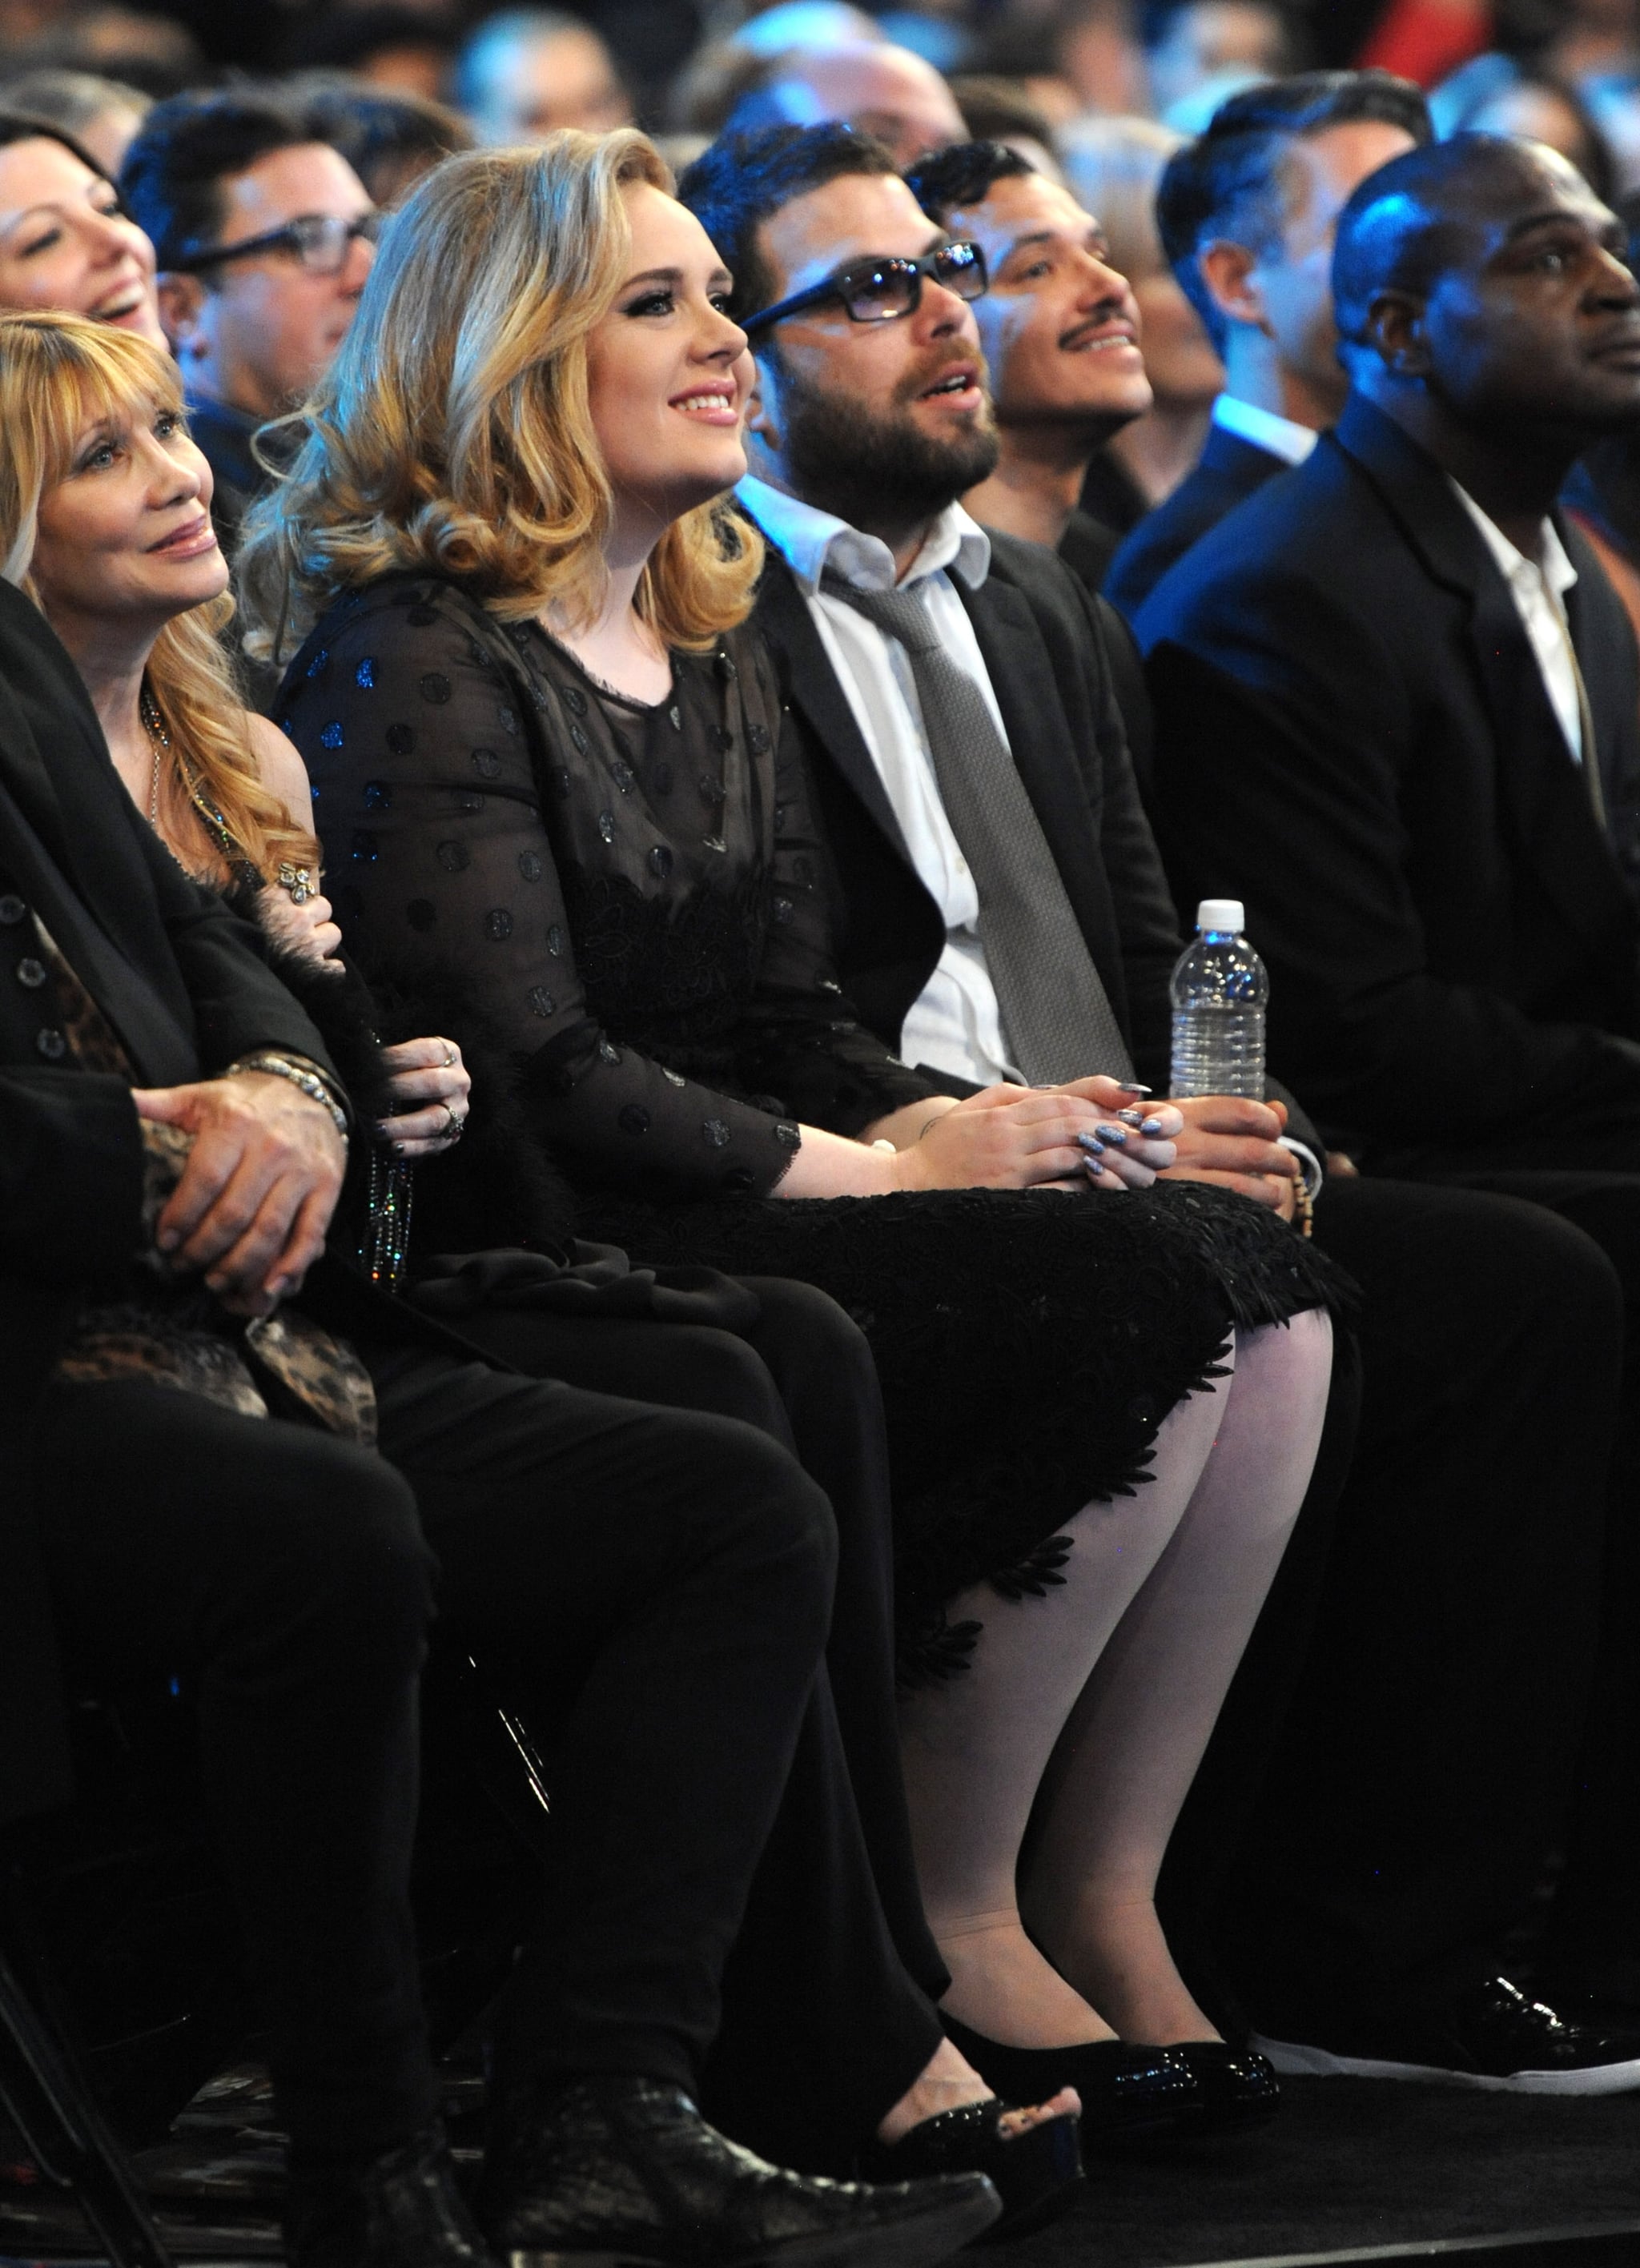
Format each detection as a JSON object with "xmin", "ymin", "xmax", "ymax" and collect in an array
[
  {"xmin": 1135, "ymin": 392, "xmax": 1640, "ymax": 1162},
  {"xmin": 1103, "ymin": 424, "xmax": 1284, "ymax": 623},
  {"xmin": 749, "ymin": 524, "xmax": 1200, "ymax": 1101},
  {"xmin": 0, "ymin": 581, "xmax": 344, "ymax": 1827}
]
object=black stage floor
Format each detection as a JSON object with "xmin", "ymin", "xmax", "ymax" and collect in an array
[
  {"xmin": 4, "ymin": 2073, "xmax": 1640, "ymax": 2268},
  {"xmin": 1018, "ymin": 2077, "xmax": 1640, "ymax": 2266}
]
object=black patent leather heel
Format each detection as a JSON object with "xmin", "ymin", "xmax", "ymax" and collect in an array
[
  {"xmin": 939, "ymin": 2014, "xmax": 1203, "ymax": 2143},
  {"xmin": 1166, "ymin": 2042, "xmax": 1281, "ymax": 2128},
  {"xmin": 862, "ymin": 2098, "xmax": 1083, "ymax": 2246}
]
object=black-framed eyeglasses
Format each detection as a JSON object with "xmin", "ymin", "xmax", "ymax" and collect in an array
[
  {"xmin": 741, "ymin": 240, "xmax": 987, "ymax": 337},
  {"xmin": 171, "ymin": 211, "xmax": 384, "ymax": 277}
]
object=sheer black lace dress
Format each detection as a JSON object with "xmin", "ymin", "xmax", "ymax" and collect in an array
[{"xmin": 280, "ymin": 573, "xmax": 1340, "ymax": 1675}]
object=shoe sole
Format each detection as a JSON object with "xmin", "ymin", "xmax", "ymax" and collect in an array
[
  {"xmin": 1252, "ymin": 2032, "xmax": 1640, "ymax": 2097},
  {"xmin": 499, "ymin": 2186, "xmax": 1003, "ymax": 2268},
  {"xmin": 974, "ymin": 2167, "xmax": 1085, "ymax": 2247}
]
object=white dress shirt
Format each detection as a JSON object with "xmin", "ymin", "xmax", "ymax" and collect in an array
[
  {"xmin": 738, "ymin": 475, "xmax": 1023, "ymax": 1087},
  {"xmin": 1449, "ymin": 482, "xmax": 1583, "ymax": 764},
  {"xmin": 1210, "ymin": 393, "xmax": 1320, "ymax": 468}
]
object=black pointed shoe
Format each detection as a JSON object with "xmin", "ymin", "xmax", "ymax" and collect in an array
[
  {"xmin": 939, "ymin": 2016, "xmax": 1202, "ymax": 2142},
  {"xmin": 1255, "ymin": 1974, "xmax": 1640, "ymax": 2095},
  {"xmin": 481, "ymin": 2073, "xmax": 1002, "ymax": 2268},
  {"xmin": 286, "ymin": 2122, "xmax": 496, "ymax": 2268},
  {"xmin": 861, "ymin": 2097, "xmax": 1084, "ymax": 2245},
  {"xmin": 1165, "ymin": 2044, "xmax": 1280, "ymax": 2130}
]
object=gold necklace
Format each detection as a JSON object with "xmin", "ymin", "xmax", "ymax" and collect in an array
[{"xmin": 139, "ymin": 684, "xmax": 170, "ymax": 825}]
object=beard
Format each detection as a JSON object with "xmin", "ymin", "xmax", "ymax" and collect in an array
[{"xmin": 777, "ymin": 356, "xmax": 1000, "ymax": 530}]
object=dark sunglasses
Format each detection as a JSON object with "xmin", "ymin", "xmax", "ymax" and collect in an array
[
  {"xmin": 171, "ymin": 210, "xmax": 384, "ymax": 277},
  {"xmin": 741, "ymin": 240, "xmax": 987, "ymax": 338}
]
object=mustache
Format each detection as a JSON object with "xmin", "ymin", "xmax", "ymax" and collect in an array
[{"xmin": 1059, "ymin": 299, "xmax": 1134, "ymax": 348}]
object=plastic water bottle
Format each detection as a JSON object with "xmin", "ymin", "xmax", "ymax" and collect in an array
[{"xmin": 1169, "ymin": 898, "xmax": 1268, "ymax": 1100}]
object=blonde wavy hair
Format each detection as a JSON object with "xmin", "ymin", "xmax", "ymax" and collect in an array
[
  {"xmin": 0, "ymin": 311, "xmax": 317, "ymax": 883},
  {"xmin": 238, "ymin": 129, "xmax": 763, "ymax": 668}
]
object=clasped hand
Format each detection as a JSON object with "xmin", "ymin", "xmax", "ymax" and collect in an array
[
  {"xmin": 1156, "ymin": 1094, "xmax": 1300, "ymax": 1218},
  {"xmin": 132, "ymin": 1071, "xmax": 347, "ymax": 1316},
  {"xmin": 886, "ymin": 1077, "xmax": 1181, "ymax": 1194}
]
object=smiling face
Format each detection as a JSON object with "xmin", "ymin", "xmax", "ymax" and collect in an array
[
  {"xmin": 948, "ymin": 170, "xmax": 1152, "ymax": 443},
  {"xmin": 30, "ymin": 390, "xmax": 227, "ymax": 642},
  {"xmin": 0, "ymin": 137, "xmax": 165, "ymax": 348},
  {"xmin": 161, "ymin": 143, "xmax": 376, "ymax": 419},
  {"xmin": 1392, "ymin": 145, "xmax": 1640, "ymax": 438},
  {"xmin": 583, "ymin": 181, "xmax": 754, "ymax": 541},
  {"xmin": 746, "ymin": 169, "xmax": 999, "ymax": 529}
]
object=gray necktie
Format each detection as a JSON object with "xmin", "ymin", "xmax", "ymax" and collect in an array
[{"xmin": 824, "ymin": 573, "xmax": 1135, "ymax": 1085}]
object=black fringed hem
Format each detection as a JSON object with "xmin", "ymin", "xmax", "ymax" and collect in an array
[{"xmin": 581, "ymin": 1178, "xmax": 1351, "ymax": 1684}]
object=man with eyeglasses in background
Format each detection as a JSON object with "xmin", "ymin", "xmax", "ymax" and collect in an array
[{"xmin": 120, "ymin": 93, "xmax": 379, "ymax": 556}]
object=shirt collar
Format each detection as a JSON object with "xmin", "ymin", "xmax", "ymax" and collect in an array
[
  {"xmin": 1210, "ymin": 392, "xmax": 1320, "ymax": 468},
  {"xmin": 1449, "ymin": 478, "xmax": 1578, "ymax": 603},
  {"xmin": 738, "ymin": 474, "xmax": 991, "ymax": 597}
]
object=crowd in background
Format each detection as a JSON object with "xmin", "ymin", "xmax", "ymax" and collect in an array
[
  {"xmin": 12, "ymin": 5, "xmax": 1640, "ymax": 2266},
  {"xmin": 2, "ymin": 0, "xmax": 1640, "ymax": 540}
]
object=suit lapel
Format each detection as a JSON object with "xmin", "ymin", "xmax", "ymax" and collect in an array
[
  {"xmin": 1461, "ymin": 570, "xmax": 1631, "ymax": 952},
  {"xmin": 1335, "ymin": 400, "xmax": 1633, "ymax": 955},
  {"xmin": 752, "ymin": 552, "xmax": 924, "ymax": 873}
]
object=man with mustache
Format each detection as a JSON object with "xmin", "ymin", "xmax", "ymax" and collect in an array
[{"xmin": 680, "ymin": 119, "xmax": 1640, "ymax": 2092}]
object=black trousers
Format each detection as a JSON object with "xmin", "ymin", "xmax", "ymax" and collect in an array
[
  {"xmin": 1375, "ymin": 1138, "xmax": 1640, "ymax": 1989},
  {"xmin": 31, "ymin": 1346, "xmax": 846, "ymax": 2163},
  {"xmin": 1183, "ymin": 1176, "xmax": 1624, "ymax": 2034},
  {"xmin": 436, "ymin": 1282, "xmax": 947, "ymax": 2170}
]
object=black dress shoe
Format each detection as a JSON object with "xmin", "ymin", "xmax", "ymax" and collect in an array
[
  {"xmin": 481, "ymin": 2073, "xmax": 1001, "ymax": 2268},
  {"xmin": 939, "ymin": 2016, "xmax": 1201, "ymax": 2142},
  {"xmin": 1166, "ymin": 2044, "xmax": 1280, "ymax": 2129},
  {"xmin": 1255, "ymin": 1974, "xmax": 1640, "ymax": 2096},
  {"xmin": 861, "ymin": 2098, "xmax": 1083, "ymax": 2245},
  {"xmin": 286, "ymin": 2123, "xmax": 496, "ymax": 2268}
]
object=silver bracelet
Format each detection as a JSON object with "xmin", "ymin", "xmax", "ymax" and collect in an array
[{"xmin": 227, "ymin": 1052, "xmax": 350, "ymax": 1144}]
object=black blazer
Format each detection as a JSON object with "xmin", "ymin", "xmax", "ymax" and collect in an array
[
  {"xmin": 0, "ymin": 583, "xmax": 345, "ymax": 1827},
  {"xmin": 1135, "ymin": 392, "xmax": 1640, "ymax": 1160},
  {"xmin": 750, "ymin": 526, "xmax": 1193, "ymax": 1098},
  {"xmin": 1103, "ymin": 424, "xmax": 1284, "ymax": 623}
]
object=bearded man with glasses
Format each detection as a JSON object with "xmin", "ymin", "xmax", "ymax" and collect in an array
[{"xmin": 120, "ymin": 92, "xmax": 380, "ymax": 557}]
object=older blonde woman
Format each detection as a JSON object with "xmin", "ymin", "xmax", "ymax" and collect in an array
[
  {"xmin": 0, "ymin": 312, "xmax": 470, "ymax": 1182},
  {"xmin": 245, "ymin": 126, "xmax": 1338, "ymax": 2137}
]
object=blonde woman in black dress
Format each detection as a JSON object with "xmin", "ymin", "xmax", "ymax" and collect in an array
[{"xmin": 246, "ymin": 132, "xmax": 1338, "ymax": 2124}]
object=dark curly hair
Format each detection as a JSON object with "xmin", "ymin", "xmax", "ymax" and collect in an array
[
  {"xmin": 119, "ymin": 89, "xmax": 332, "ymax": 272},
  {"xmin": 906, "ymin": 138, "xmax": 1035, "ymax": 227},
  {"xmin": 677, "ymin": 121, "xmax": 899, "ymax": 331}
]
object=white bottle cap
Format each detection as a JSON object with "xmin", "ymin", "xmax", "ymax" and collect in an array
[{"xmin": 1196, "ymin": 898, "xmax": 1244, "ymax": 934}]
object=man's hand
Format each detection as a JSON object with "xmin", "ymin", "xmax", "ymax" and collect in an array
[
  {"xmin": 1158, "ymin": 1094, "xmax": 1299, "ymax": 1218},
  {"xmin": 131, "ymin": 1072, "xmax": 346, "ymax": 1315}
]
